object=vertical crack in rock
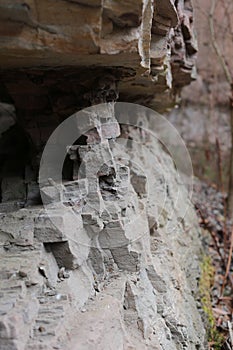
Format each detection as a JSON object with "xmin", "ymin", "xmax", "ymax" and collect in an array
[
  {"xmin": 0, "ymin": 1, "xmax": 206, "ymax": 349},
  {"xmin": 0, "ymin": 100, "xmax": 206, "ymax": 349},
  {"xmin": 0, "ymin": 101, "xmax": 206, "ymax": 349}
]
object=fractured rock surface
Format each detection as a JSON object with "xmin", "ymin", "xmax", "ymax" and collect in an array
[
  {"xmin": 0, "ymin": 103, "xmax": 206, "ymax": 349},
  {"xmin": 0, "ymin": 0, "xmax": 197, "ymax": 112},
  {"xmin": 0, "ymin": 1, "xmax": 206, "ymax": 349}
]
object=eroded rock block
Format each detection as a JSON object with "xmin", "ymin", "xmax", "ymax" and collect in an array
[
  {"xmin": 34, "ymin": 208, "xmax": 84, "ymax": 243},
  {"xmin": 34, "ymin": 211, "xmax": 67, "ymax": 243},
  {"xmin": 88, "ymin": 247, "xmax": 105, "ymax": 275},
  {"xmin": 111, "ymin": 247, "xmax": 140, "ymax": 272},
  {"xmin": 47, "ymin": 240, "xmax": 88, "ymax": 270},
  {"xmin": 40, "ymin": 184, "xmax": 62, "ymax": 206},
  {"xmin": 99, "ymin": 219, "xmax": 129, "ymax": 249}
]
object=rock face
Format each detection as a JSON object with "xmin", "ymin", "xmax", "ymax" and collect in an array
[
  {"xmin": 0, "ymin": 1, "xmax": 206, "ymax": 349},
  {"xmin": 0, "ymin": 104, "xmax": 206, "ymax": 349},
  {"xmin": 0, "ymin": 0, "xmax": 197, "ymax": 112}
]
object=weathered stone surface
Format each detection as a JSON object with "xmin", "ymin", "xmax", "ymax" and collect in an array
[
  {"xmin": 0, "ymin": 209, "xmax": 35, "ymax": 245},
  {"xmin": 34, "ymin": 210, "xmax": 67, "ymax": 243},
  {"xmin": 0, "ymin": 2, "xmax": 206, "ymax": 349},
  {"xmin": 0, "ymin": 0, "xmax": 197, "ymax": 112},
  {"xmin": 0, "ymin": 243, "xmax": 58, "ymax": 350},
  {"xmin": 0, "ymin": 102, "xmax": 206, "ymax": 349}
]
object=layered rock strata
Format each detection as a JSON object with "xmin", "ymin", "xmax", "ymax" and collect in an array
[
  {"xmin": 0, "ymin": 0, "xmax": 197, "ymax": 111},
  {"xmin": 0, "ymin": 1, "xmax": 206, "ymax": 349}
]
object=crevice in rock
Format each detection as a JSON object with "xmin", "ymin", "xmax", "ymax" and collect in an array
[
  {"xmin": 0, "ymin": 2, "xmax": 208, "ymax": 349},
  {"xmin": 44, "ymin": 241, "xmax": 79, "ymax": 270}
]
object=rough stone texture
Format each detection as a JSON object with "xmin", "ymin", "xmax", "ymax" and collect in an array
[
  {"xmin": 0, "ymin": 104, "xmax": 206, "ymax": 349},
  {"xmin": 0, "ymin": 0, "xmax": 197, "ymax": 112},
  {"xmin": 0, "ymin": 1, "xmax": 207, "ymax": 349}
]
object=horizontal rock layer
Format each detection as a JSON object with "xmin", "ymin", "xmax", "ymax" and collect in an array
[
  {"xmin": 0, "ymin": 1, "xmax": 205, "ymax": 349},
  {"xmin": 0, "ymin": 0, "xmax": 197, "ymax": 111}
]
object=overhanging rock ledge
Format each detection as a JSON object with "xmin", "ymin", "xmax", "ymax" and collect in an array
[{"xmin": 0, "ymin": 1, "xmax": 207, "ymax": 350}]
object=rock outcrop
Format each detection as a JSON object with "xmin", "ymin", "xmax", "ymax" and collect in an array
[
  {"xmin": 0, "ymin": 0, "xmax": 197, "ymax": 112},
  {"xmin": 0, "ymin": 104, "xmax": 206, "ymax": 349},
  {"xmin": 0, "ymin": 1, "xmax": 206, "ymax": 350}
]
